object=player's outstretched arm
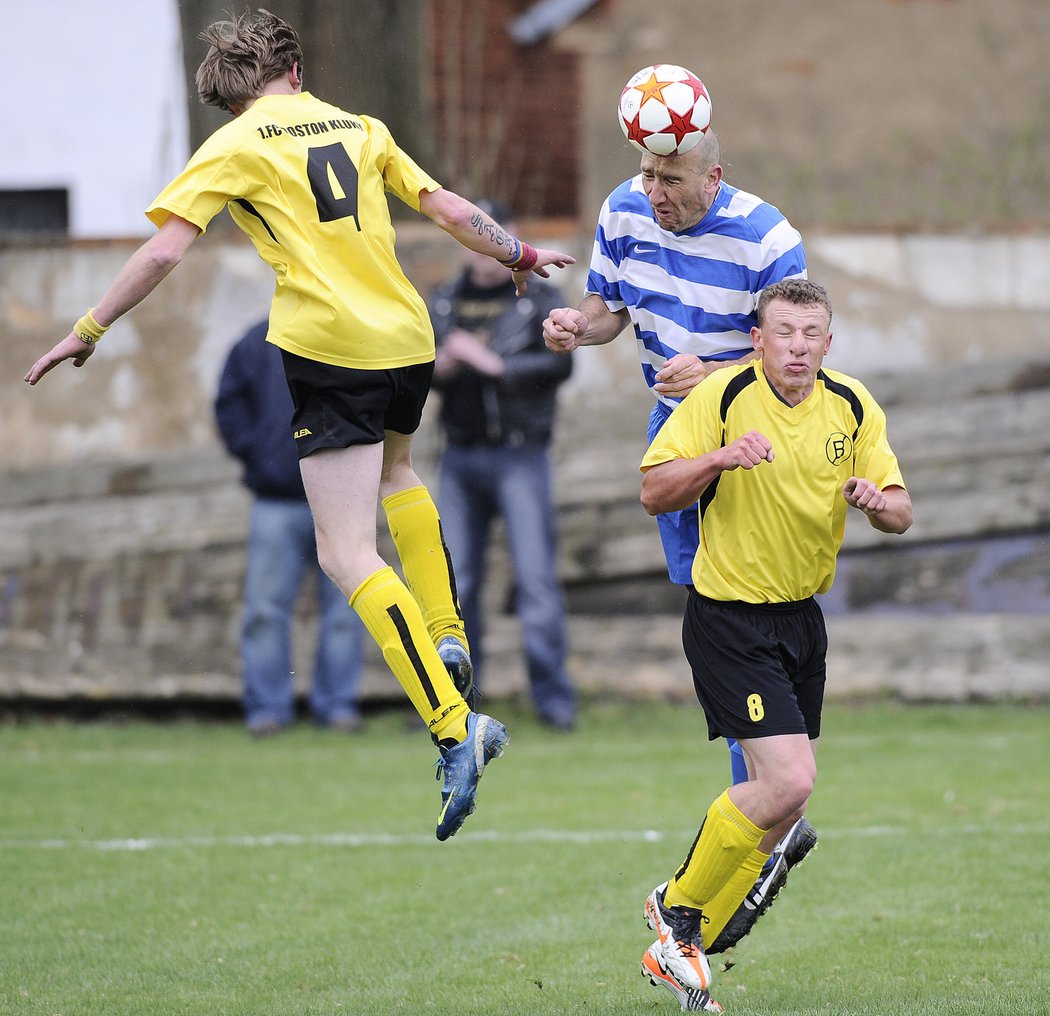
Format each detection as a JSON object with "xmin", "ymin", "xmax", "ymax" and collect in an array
[
  {"xmin": 24, "ymin": 216, "xmax": 201, "ymax": 386},
  {"xmin": 418, "ymin": 187, "xmax": 574, "ymax": 296},
  {"xmin": 843, "ymin": 478, "xmax": 913, "ymax": 534}
]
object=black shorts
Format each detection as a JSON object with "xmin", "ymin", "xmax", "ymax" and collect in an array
[
  {"xmin": 280, "ymin": 349, "xmax": 435, "ymax": 458},
  {"xmin": 682, "ymin": 591, "xmax": 827, "ymax": 742}
]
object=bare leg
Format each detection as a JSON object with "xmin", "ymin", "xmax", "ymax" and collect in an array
[
  {"xmin": 379, "ymin": 432, "xmax": 468, "ymax": 649},
  {"xmin": 300, "ymin": 442, "xmax": 467, "ymax": 739},
  {"xmin": 732, "ymin": 733, "xmax": 817, "ymax": 831}
]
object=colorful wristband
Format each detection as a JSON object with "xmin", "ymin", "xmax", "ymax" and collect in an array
[
  {"xmin": 501, "ymin": 240, "xmax": 538, "ymax": 273},
  {"xmin": 73, "ymin": 308, "xmax": 108, "ymax": 345},
  {"xmin": 498, "ymin": 237, "xmax": 521, "ymax": 266}
]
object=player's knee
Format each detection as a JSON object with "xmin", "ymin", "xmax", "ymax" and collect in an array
[
  {"xmin": 785, "ymin": 767, "xmax": 816, "ymax": 815},
  {"xmin": 768, "ymin": 765, "xmax": 815, "ymax": 818},
  {"xmin": 314, "ymin": 538, "xmax": 355, "ymax": 594}
]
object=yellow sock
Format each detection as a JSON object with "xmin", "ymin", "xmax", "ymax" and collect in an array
[
  {"xmin": 665, "ymin": 789, "xmax": 768, "ymax": 909},
  {"xmin": 700, "ymin": 845, "xmax": 771, "ymax": 949},
  {"xmin": 350, "ymin": 567, "xmax": 468, "ymax": 741},
  {"xmin": 383, "ymin": 485, "xmax": 468, "ymax": 650}
]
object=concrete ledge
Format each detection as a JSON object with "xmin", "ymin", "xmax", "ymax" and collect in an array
[{"xmin": 5, "ymin": 611, "xmax": 1048, "ymax": 706}]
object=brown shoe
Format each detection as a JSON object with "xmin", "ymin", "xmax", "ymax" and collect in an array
[{"xmin": 328, "ymin": 714, "xmax": 364, "ymax": 734}]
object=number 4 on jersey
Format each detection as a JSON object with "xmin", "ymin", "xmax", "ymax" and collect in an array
[{"xmin": 307, "ymin": 143, "xmax": 360, "ymax": 227}]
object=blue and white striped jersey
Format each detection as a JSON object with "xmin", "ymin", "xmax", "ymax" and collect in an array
[{"xmin": 586, "ymin": 176, "xmax": 807, "ymax": 409}]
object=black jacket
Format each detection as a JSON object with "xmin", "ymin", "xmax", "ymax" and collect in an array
[
  {"xmin": 214, "ymin": 321, "xmax": 306, "ymax": 500},
  {"xmin": 429, "ymin": 273, "xmax": 572, "ymax": 447}
]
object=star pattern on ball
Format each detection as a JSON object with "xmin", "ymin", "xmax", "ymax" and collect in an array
[
  {"xmin": 618, "ymin": 64, "xmax": 712, "ymax": 157},
  {"xmin": 623, "ymin": 112, "xmax": 650, "ymax": 148},
  {"xmin": 683, "ymin": 77, "xmax": 708, "ymax": 104},
  {"xmin": 633, "ymin": 72, "xmax": 670, "ymax": 106},
  {"xmin": 666, "ymin": 105, "xmax": 697, "ymax": 138}
]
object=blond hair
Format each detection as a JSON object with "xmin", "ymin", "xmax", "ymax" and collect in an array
[
  {"xmin": 757, "ymin": 279, "xmax": 833, "ymax": 326},
  {"xmin": 196, "ymin": 8, "xmax": 304, "ymax": 111}
]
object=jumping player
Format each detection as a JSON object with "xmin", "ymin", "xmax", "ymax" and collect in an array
[{"xmin": 24, "ymin": 9, "xmax": 574, "ymax": 841}]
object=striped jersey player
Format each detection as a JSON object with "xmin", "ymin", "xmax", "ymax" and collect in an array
[{"xmin": 544, "ymin": 128, "xmax": 806, "ymax": 586}]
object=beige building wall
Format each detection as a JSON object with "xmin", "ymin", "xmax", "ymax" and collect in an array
[{"xmin": 564, "ymin": 0, "xmax": 1049, "ymax": 232}]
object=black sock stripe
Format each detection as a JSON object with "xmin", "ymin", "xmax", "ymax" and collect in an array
[
  {"xmin": 386, "ymin": 603, "xmax": 441, "ymax": 709},
  {"xmin": 436, "ymin": 520, "xmax": 465, "ymax": 624},
  {"xmin": 674, "ymin": 817, "xmax": 707, "ymax": 883}
]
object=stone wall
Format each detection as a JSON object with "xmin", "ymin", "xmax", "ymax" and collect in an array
[{"xmin": 3, "ymin": 235, "xmax": 1050, "ymax": 706}]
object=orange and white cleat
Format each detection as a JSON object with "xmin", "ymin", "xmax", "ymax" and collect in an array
[
  {"xmin": 644, "ymin": 882, "xmax": 712, "ymax": 991},
  {"xmin": 642, "ymin": 942, "xmax": 723, "ymax": 1013}
]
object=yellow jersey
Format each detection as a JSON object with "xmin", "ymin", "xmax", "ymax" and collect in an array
[
  {"xmin": 146, "ymin": 91, "xmax": 441, "ymax": 369},
  {"xmin": 641, "ymin": 361, "xmax": 906, "ymax": 603}
]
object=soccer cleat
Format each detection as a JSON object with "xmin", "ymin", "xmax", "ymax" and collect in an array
[
  {"xmin": 707, "ymin": 816, "xmax": 818, "ymax": 954},
  {"xmin": 437, "ymin": 636, "xmax": 476, "ymax": 709},
  {"xmin": 644, "ymin": 883, "xmax": 712, "ymax": 991},
  {"xmin": 434, "ymin": 711, "xmax": 508, "ymax": 841},
  {"xmin": 642, "ymin": 943, "xmax": 724, "ymax": 1013}
]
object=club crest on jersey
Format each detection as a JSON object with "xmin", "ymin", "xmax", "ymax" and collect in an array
[{"xmin": 825, "ymin": 432, "xmax": 852, "ymax": 465}]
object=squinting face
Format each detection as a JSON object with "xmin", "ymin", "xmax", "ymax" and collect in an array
[
  {"xmin": 752, "ymin": 300, "xmax": 833, "ymax": 405},
  {"xmin": 640, "ymin": 151, "xmax": 720, "ymax": 232}
]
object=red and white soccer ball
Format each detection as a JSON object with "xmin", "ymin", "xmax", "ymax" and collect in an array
[{"xmin": 618, "ymin": 64, "xmax": 712, "ymax": 157}]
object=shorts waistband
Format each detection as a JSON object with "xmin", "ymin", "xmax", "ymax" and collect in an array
[{"xmin": 692, "ymin": 591, "xmax": 816, "ymax": 614}]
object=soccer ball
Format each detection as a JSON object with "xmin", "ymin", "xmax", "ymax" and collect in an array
[{"xmin": 618, "ymin": 64, "xmax": 712, "ymax": 157}]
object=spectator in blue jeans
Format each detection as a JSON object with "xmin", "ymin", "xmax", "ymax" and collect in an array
[
  {"xmin": 429, "ymin": 200, "xmax": 577, "ymax": 730},
  {"xmin": 215, "ymin": 320, "xmax": 365, "ymax": 736}
]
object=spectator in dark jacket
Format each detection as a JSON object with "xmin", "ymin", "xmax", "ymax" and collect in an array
[
  {"xmin": 430, "ymin": 200, "xmax": 577, "ymax": 730},
  {"xmin": 215, "ymin": 321, "xmax": 364, "ymax": 735}
]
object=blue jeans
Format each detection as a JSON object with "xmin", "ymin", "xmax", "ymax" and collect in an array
[
  {"xmin": 241, "ymin": 498, "xmax": 364, "ymax": 727},
  {"xmin": 439, "ymin": 444, "xmax": 576, "ymax": 725}
]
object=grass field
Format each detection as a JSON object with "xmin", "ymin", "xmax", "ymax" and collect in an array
[{"xmin": 2, "ymin": 698, "xmax": 1048, "ymax": 1015}]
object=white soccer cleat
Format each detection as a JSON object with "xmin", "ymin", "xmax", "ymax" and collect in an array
[
  {"xmin": 642, "ymin": 941, "xmax": 723, "ymax": 1012},
  {"xmin": 644, "ymin": 882, "xmax": 712, "ymax": 991}
]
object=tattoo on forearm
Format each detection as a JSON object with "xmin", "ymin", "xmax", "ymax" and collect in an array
[{"xmin": 469, "ymin": 211, "xmax": 514, "ymax": 255}]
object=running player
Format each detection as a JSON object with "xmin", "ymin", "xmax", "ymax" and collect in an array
[
  {"xmin": 638, "ymin": 279, "xmax": 912, "ymax": 1009},
  {"xmin": 24, "ymin": 9, "xmax": 574, "ymax": 841}
]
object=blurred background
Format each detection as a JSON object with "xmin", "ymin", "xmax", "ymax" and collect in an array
[{"xmin": 2, "ymin": 0, "xmax": 1048, "ymax": 712}]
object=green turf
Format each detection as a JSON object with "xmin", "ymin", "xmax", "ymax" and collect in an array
[{"xmin": 2, "ymin": 699, "xmax": 1048, "ymax": 1015}]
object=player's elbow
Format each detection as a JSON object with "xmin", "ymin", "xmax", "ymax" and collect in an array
[
  {"xmin": 146, "ymin": 245, "xmax": 185, "ymax": 275},
  {"xmin": 641, "ymin": 463, "xmax": 699, "ymax": 516},
  {"xmin": 640, "ymin": 477, "xmax": 666, "ymax": 517},
  {"xmin": 146, "ymin": 217, "xmax": 199, "ymax": 273}
]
